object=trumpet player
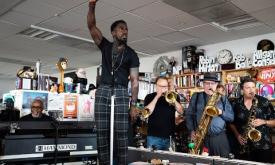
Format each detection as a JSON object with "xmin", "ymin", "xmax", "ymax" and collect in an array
[
  {"xmin": 144, "ymin": 76, "xmax": 183, "ymax": 150},
  {"xmin": 185, "ymin": 72, "xmax": 234, "ymax": 157},
  {"xmin": 229, "ymin": 77, "xmax": 275, "ymax": 163}
]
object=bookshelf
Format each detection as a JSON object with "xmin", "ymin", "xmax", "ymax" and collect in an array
[{"xmin": 221, "ymin": 65, "xmax": 275, "ymax": 102}]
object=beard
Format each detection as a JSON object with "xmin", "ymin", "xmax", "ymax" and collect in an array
[
  {"xmin": 114, "ymin": 36, "xmax": 127, "ymax": 45},
  {"xmin": 119, "ymin": 37, "xmax": 127, "ymax": 45}
]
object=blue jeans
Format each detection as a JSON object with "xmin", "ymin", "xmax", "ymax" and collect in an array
[{"xmin": 147, "ymin": 136, "xmax": 170, "ymax": 151}]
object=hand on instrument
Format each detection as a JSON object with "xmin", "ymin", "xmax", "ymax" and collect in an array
[
  {"xmin": 218, "ymin": 108, "xmax": 223, "ymax": 115},
  {"xmin": 130, "ymin": 105, "xmax": 139, "ymax": 123},
  {"xmin": 237, "ymin": 134, "xmax": 247, "ymax": 145},
  {"xmin": 156, "ymin": 89, "xmax": 164, "ymax": 99},
  {"xmin": 190, "ymin": 131, "xmax": 196, "ymax": 141},
  {"xmin": 252, "ymin": 118, "xmax": 266, "ymax": 127}
]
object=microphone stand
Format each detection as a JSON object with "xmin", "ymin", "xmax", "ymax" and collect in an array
[{"xmin": 110, "ymin": 68, "xmax": 115, "ymax": 165}]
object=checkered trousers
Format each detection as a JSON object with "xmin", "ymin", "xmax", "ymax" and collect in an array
[{"xmin": 94, "ymin": 85, "xmax": 129, "ymax": 165}]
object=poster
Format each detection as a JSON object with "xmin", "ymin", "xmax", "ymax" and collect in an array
[
  {"xmin": 258, "ymin": 83, "xmax": 275, "ymax": 100},
  {"xmin": 48, "ymin": 93, "xmax": 64, "ymax": 121},
  {"xmin": 64, "ymin": 94, "xmax": 78, "ymax": 119},
  {"xmin": 78, "ymin": 94, "xmax": 94, "ymax": 121},
  {"xmin": 21, "ymin": 91, "xmax": 48, "ymax": 117}
]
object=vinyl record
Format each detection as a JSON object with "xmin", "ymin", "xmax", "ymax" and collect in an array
[{"xmin": 257, "ymin": 39, "xmax": 274, "ymax": 51}]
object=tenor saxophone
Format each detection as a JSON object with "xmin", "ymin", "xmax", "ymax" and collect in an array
[
  {"xmin": 189, "ymin": 89, "xmax": 221, "ymax": 154},
  {"xmin": 239, "ymin": 95, "xmax": 261, "ymax": 154}
]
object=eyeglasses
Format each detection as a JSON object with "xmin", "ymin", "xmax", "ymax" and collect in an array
[
  {"xmin": 31, "ymin": 106, "xmax": 42, "ymax": 109},
  {"xmin": 203, "ymin": 82, "xmax": 217, "ymax": 86}
]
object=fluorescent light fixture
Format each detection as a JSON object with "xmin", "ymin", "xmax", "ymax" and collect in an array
[
  {"xmin": 210, "ymin": 22, "xmax": 228, "ymax": 32},
  {"xmin": 211, "ymin": 15, "xmax": 262, "ymax": 31},
  {"xmin": 18, "ymin": 25, "xmax": 154, "ymax": 56},
  {"xmin": 30, "ymin": 25, "xmax": 94, "ymax": 43}
]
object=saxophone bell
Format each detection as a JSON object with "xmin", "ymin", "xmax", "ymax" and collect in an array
[{"xmin": 248, "ymin": 128, "xmax": 261, "ymax": 142}]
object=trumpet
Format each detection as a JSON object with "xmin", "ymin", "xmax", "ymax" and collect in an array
[
  {"xmin": 140, "ymin": 108, "xmax": 150, "ymax": 119},
  {"xmin": 164, "ymin": 91, "xmax": 178, "ymax": 105},
  {"xmin": 134, "ymin": 107, "xmax": 150, "ymax": 119}
]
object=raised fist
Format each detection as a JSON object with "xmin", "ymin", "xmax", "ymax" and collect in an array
[{"xmin": 89, "ymin": 0, "xmax": 97, "ymax": 6}]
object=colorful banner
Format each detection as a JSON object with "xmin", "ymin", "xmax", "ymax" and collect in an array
[{"xmin": 257, "ymin": 68, "xmax": 275, "ymax": 83}]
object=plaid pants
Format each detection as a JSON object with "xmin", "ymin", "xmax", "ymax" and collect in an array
[{"xmin": 95, "ymin": 85, "xmax": 129, "ymax": 165}]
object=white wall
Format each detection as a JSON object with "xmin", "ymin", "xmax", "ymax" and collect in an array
[
  {"xmin": 84, "ymin": 32, "xmax": 275, "ymax": 81},
  {"xmin": 0, "ymin": 79, "xmax": 16, "ymax": 99},
  {"xmin": 2, "ymin": 32, "xmax": 275, "ymax": 98},
  {"xmin": 85, "ymin": 65, "xmax": 98, "ymax": 86},
  {"xmin": 140, "ymin": 32, "xmax": 275, "ymax": 73},
  {"xmin": 198, "ymin": 32, "xmax": 275, "ymax": 58}
]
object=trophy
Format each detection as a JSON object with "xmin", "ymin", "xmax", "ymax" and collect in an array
[{"xmin": 56, "ymin": 57, "xmax": 68, "ymax": 93}]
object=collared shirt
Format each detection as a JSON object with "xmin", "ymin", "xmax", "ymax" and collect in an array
[
  {"xmin": 185, "ymin": 92, "xmax": 234, "ymax": 135},
  {"xmin": 232, "ymin": 95, "xmax": 275, "ymax": 150}
]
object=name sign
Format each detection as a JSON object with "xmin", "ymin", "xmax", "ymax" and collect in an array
[
  {"xmin": 253, "ymin": 50, "xmax": 275, "ymax": 67},
  {"xmin": 199, "ymin": 56, "xmax": 220, "ymax": 72},
  {"xmin": 234, "ymin": 54, "xmax": 247, "ymax": 69}
]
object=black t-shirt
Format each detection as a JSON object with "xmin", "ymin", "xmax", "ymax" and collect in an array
[
  {"xmin": 20, "ymin": 114, "xmax": 54, "ymax": 121},
  {"xmin": 98, "ymin": 37, "xmax": 140, "ymax": 87},
  {"xmin": 232, "ymin": 95, "xmax": 275, "ymax": 150},
  {"xmin": 144, "ymin": 92, "xmax": 178, "ymax": 138}
]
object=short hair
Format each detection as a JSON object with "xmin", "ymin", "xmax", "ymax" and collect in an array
[
  {"xmin": 111, "ymin": 20, "xmax": 127, "ymax": 32},
  {"xmin": 58, "ymin": 57, "xmax": 68, "ymax": 63},
  {"xmin": 32, "ymin": 99, "xmax": 44, "ymax": 109},
  {"xmin": 155, "ymin": 76, "xmax": 168, "ymax": 84},
  {"xmin": 240, "ymin": 77, "xmax": 256, "ymax": 89}
]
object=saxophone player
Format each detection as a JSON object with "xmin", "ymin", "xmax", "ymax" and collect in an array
[
  {"xmin": 229, "ymin": 77, "xmax": 275, "ymax": 163},
  {"xmin": 185, "ymin": 72, "xmax": 234, "ymax": 157},
  {"xmin": 144, "ymin": 76, "xmax": 183, "ymax": 150}
]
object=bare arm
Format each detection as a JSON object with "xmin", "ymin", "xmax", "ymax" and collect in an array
[
  {"xmin": 228, "ymin": 123, "xmax": 240, "ymax": 139},
  {"xmin": 229, "ymin": 123, "xmax": 246, "ymax": 145},
  {"xmin": 174, "ymin": 100, "xmax": 183, "ymax": 114},
  {"xmin": 129, "ymin": 67, "xmax": 139, "ymax": 122},
  {"xmin": 145, "ymin": 94, "xmax": 161, "ymax": 114},
  {"xmin": 130, "ymin": 67, "xmax": 139, "ymax": 103},
  {"xmin": 87, "ymin": 0, "xmax": 103, "ymax": 45}
]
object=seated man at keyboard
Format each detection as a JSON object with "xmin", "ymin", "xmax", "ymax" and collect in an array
[{"xmin": 20, "ymin": 99, "xmax": 54, "ymax": 121}]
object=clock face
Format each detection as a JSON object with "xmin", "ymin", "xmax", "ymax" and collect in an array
[{"xmin": 217, "ymin": 49, "xmax": 233, "ymax": 64}]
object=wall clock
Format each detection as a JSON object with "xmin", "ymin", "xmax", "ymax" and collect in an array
[{"xmin": 217, "ymin": 49, "xmax": 233, "ymax": 64}]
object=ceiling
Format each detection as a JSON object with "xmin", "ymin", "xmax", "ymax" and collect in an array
[{"xmin": 1, "ymin": 0, "xmax": 275, "ymax": 81}]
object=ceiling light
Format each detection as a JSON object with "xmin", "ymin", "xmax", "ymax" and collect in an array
[
  {"xmin": 31, "ymin": 25, "xmax": 94, "ymax": 43},
  {"xmin": 210, "ymin": 22, "xmax": 229, "ymax": 32}
]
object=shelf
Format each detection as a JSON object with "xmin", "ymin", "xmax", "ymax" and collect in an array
[{"xmin": 176, "ymin": 87, "xmax": 203, "ymax": 89}]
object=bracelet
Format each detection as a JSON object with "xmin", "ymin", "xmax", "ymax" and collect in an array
[{"xmin": 130, "ymin": 100, "xmax": 137, "ymax": 106}]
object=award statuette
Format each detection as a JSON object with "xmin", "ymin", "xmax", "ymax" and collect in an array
[{"xmin": 56, "ymin": 57, "xmax": 68, "ymax": 93}]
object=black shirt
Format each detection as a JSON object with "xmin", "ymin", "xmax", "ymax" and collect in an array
[
  {"xmin": 20, "ymin": 114, "xmax": 54, "ymax": 121},
  {"xmin": 98, "ymin": 37, "xmax": 139, "ymax": 87},
  {"xmin": 232, "ymin": 95, "xmax": 275, "ymax": 150},
  {"xmin": 144, "ymin": 93, "xmax": 179, "ymax": 138}
]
